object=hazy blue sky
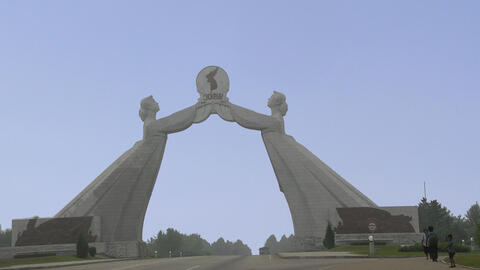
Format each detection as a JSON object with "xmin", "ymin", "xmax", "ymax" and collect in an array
[{"xmin": 0, "ymin": 1, "xmax": 478, "ymax": 253}]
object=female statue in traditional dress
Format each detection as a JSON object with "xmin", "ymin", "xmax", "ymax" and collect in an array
[
  {"xmin": 227, "ymin": 91, "xmax": 377, "ymax": 247},
  {"xmin": 55, "ymin": 96, "xmax": 197, "ymax": 245}
]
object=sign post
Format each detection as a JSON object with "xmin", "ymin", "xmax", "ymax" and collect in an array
[{"xmin": 368, "ymin": 222, "xmax": 377, "ymax": 256}]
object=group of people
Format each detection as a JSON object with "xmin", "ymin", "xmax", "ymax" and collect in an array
[{"xmin": 421, "ymin": 226, "xmax": 456, "ymax": 268}]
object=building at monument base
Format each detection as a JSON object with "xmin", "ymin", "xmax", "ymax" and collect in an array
[
  {"xmin": 3, "ymin": 216, "xmax": 145, "ymax": 259},
  {"xmin": 334, "ymin": 206, "xmax": 423, "ymax": 246}
]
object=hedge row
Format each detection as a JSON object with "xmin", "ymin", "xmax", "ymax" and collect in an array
[{"xmin": 399, "ymin": 242, "xmax": 471, "ymax": 252}]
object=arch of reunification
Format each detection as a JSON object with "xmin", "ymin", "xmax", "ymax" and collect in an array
[{"xmin": 7, "ymin": 66, "xmax": 420, "ymax": 259}]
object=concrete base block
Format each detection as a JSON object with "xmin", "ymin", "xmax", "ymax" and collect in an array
[
  {"xmin": 294, "ymin": 236, "xmax": 325, "ymax": 251},
  {"xmin": 104, "ymin": 241, "xmax": 146, "ymax": 258},
  {"xmin": 335, "ymin": 232, "xmax": 423, "ymax": 246}
]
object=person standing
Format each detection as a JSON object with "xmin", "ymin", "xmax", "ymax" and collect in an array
[
  {"xmin": 428, "ymin": 226, "xmax": 439, "ymax": 262},
  {"xmin": 421, "ymin": 228, "xmax": 429, "ymax": 260},
  {"xmin": 447, "ymin": 234, "xmax": 456, "ymax": 268}
]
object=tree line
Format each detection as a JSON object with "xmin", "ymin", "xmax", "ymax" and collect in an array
[
  {"xmin": 263, "ymin": 234, "xmax": 297, "ymax": 253},
  {"xmin": 0, "ymin": 225, "xmax": 12, "ymax": 247},
  {"xmin": 419, "ymin": 199, "xmax": 479, "ymax": 245},
  {"xmin": 146, "ymin": 228, "xmax": 251, "ymax": 257}
]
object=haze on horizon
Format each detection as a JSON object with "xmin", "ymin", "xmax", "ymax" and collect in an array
[{"xmin": 0, "ymin": 1, "xmax": 478, "ymax": 254}]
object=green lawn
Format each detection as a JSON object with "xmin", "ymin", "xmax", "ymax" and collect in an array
[
  {"xmin": 0, "ymin": 255, "xmax": 96, "ymax": 268},
  {"xmin": 444, "ymin": 251, "xmax": 480, "ymax": 268},
  {"xmin": 328, "ymin": 244, "xmax": 449, "ymax": 257}
]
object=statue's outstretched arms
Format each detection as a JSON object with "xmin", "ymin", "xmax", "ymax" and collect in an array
[
  {"xmin": 154, "ymin": 105, "xmax": 197, "ymax": 134},
  {"xmin": 229, "ymin": 103, "xmax": 275, "ymax": 130}
]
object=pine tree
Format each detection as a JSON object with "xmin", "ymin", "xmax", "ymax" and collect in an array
[
  {"xmin": 264, "ymin": 234, "xmax": 278, "ymax": 253},
  {"xmin": 76, "ymin": 234, "xmax": 89, "ymax": 258},
  {"xmin": 467, "ymin": 202, "xmax": 480, "ymax": 234},
  {"xmin": 211, "ymin": 237, "xmax": 226, "ymax": 255},
  {"xmin": 474, "ymin": 222, "xmax": 480, "ymax": 247},
  {"xmin": 323, "ymin": 223, "xmax": 335, "ymax": 249},
  {"xmin": 0, "ymin": 227, "xmax": 12, "ymax": 247},
  {"xmin": 278, "ymin": 235, "xmax": 289, "ymax": 252}
]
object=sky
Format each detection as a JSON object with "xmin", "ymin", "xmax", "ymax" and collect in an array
[{"xmin": 0, "ymin": 0, "xmax": 479, "ymax": 254}]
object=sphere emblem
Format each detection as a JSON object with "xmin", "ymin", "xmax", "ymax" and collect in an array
[{"xmin": 196, "ymin": 66, "xmax": 229, "ymax": 101}]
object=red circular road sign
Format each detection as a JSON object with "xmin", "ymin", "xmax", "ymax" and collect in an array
[{"xmin": 368, "ymin": 222, "xmax": 377, "ymax": 232}]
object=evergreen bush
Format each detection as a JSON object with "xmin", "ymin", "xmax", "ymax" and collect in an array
[
  {"xmin": 76, "ymin": 234, "xmax": 89, "ymax": 258},
  {"xmin": 399, "ymin": 242, "xmax": 471, "ymax": 252},
  {"xmin": 323, "ymin": 223, "xmax": 335, "ymax": 249},
  {"xmin": 88, "ymin": 246, "xmax": 97, "ymax": 257}
]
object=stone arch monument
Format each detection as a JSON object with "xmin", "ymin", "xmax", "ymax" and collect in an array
[{"xmin": 6, "ymin": 66, "xmax": 420, "ymax": 259}]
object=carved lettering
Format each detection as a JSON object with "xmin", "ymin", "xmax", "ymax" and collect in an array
[{"xmin": 204, "ymin": 93, "xmax": 224, "ymax": 100}]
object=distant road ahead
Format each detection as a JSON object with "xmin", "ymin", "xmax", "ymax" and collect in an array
[{"xmin": 53, "ymin": 255, "xmax": 364, "ymax": 270}]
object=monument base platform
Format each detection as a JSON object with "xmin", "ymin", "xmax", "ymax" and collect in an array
[
  {"xmin": 295, "ymin": 236, "xmax": 325, "ymax": 251},
  {"xmin": 335, "ymin": 232, "xmax": 423, "ymax": 246}
]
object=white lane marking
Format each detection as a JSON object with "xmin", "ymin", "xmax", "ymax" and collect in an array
[
  {"xmin": 115, "ymin": 260, "xmax": 171, "ymax": 270},
  {"xmin": 186, "ymin": 265, "xmax": 201, "ymax": 270}
]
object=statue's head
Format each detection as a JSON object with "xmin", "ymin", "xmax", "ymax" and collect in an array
[
  {"xmin": 268, "ymin": 91, "xmax": 288, "ymax": 116},
  {"xmin": 139, "ymin": 95, "xmax": 159, "ymax": 121}
]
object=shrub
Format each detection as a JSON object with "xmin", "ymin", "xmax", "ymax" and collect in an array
[
  {"xmin": 399, "ymin": 243, "xmax": 423, "ymax": 252},
  {"xmin": 13, "ymin": 252, "xmax": 56, "ymax": 258},
  {"xmin": 438, "ymin": 242, "xmax": 471, "ymax": 253},
  {"xmin": 88, "ymin": 246, "xmax": 97, "ymax": 257},
  {"xmin": 323, "ymin": 223, "xmax": 335, "ymax": 249},
  {"xmin": 76, "ymin": 234, "xmax": 89, "ymax": 258},
  {"xmin": 350, "ymin": 241, "xmax": 387, "ymax": 246},
  {"xmin": 399, "ymin": 242, "xmax": 471, "ymax": 252}
]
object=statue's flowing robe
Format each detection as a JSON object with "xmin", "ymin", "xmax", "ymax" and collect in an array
[
  {"xmin": 229, "ymin": 104, "xmax": 377, "ymax": 239},
  {"xmin": 56, "ymin": 136, "xmax": 167, "ymax": 242},
  {"xmin": 55, "ymin": 106, "xmax": 196, "ymax": 243}
]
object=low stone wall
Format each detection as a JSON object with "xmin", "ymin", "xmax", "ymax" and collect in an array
[
  {"xmin": 335, "ymin": 232, "xmax": 423, "ymax": 246},
  {"xmin": 0, "ymin": 243, "xmax": 78, "ymax": 259},
  {"xmin": 0, "ymin": 241, "xmax": 145, "ymax": 259},
  {"xmin": 0, "ymin": 246, "xmax": 14, "ymax": 259}
]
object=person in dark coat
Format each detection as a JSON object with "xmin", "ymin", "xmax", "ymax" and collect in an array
[{"xmin": 427, "ymin": 226, "xmax": 439, "ymax": 262}]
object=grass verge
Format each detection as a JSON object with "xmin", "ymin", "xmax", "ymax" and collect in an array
[
  {"xmin": 444, "ymin": 251, "xmax": 480, "ymax": 269},
  {"xmin": 327, "ymin": 244, "xmax": 451, "ymax": 257},
  {"xmin": 0, "ymin": 255, "xmax": 95, "ymax": 268}
]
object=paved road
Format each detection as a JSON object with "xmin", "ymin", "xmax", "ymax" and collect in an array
[
  {"xmin": 50, "ymin": 255, "xmax": 466, "ymax": 270},
  {"xmin": 52, "ymin": 255, "xmax": 364, "ymax": 270}
]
